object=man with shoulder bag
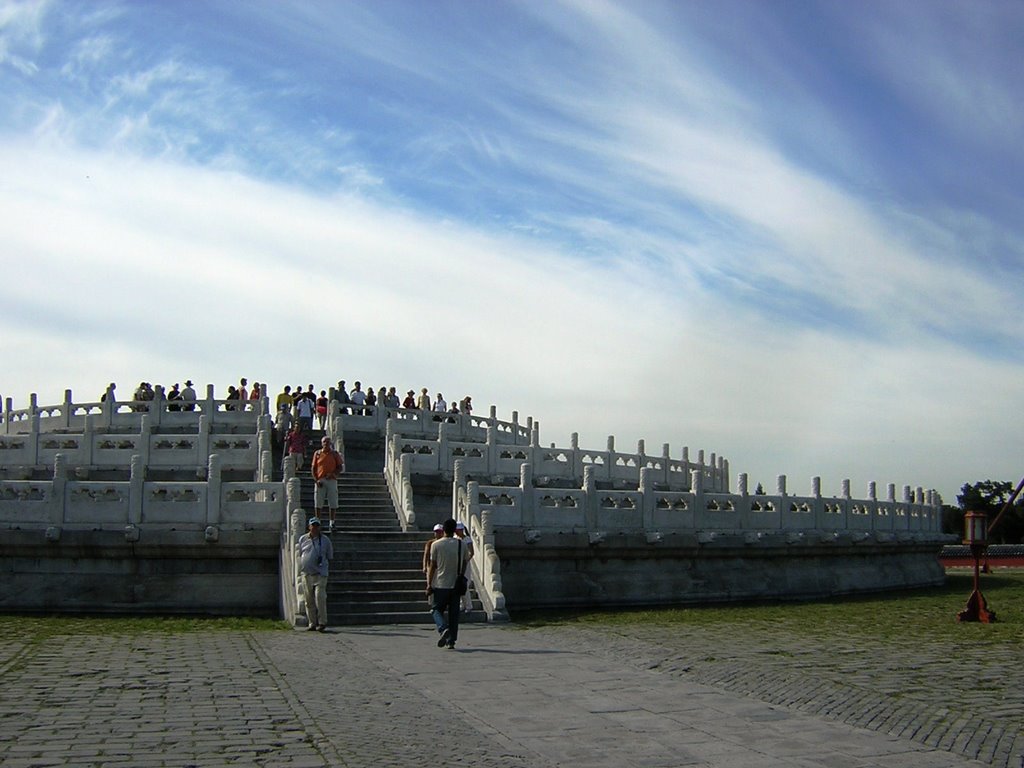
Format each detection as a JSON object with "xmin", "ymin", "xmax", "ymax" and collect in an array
[{"xmin": 425, "ymin": 518, "xmax": 471, "ymax": 650}]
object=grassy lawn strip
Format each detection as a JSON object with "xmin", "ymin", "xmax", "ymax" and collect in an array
[
  {"xmin": 515, "ymin": 570, "xmax": 1024, "ymax": 644},
  {"xmin": 0, "ymin": 614, "xmax": 289, "ymax": 642}
]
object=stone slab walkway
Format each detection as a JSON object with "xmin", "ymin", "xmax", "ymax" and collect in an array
[{"xmin": 0, "ymin": 623, "xmax": 1012, "ymax": 768}]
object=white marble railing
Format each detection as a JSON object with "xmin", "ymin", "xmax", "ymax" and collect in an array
[
  {"xmin": 0, "ymin": 417, "xmax": 269, "ymax": 475},
  {"xmin": 385, "ymin": 420, "xmax": 728, "ymax": 491},
  {"xmin": 383, "ymin": 427, "xmax": 417, "ymax": 530},
  {"xmin": 280, "ymin": 463, "xmax": 304, "ymax": 625},
  {"xmin": 455, "ymin": 462, "xmax": 943, "ymax": 539},
  {"xmin": 454, "ymin": 481, "xmax": 507, "ymax": 619},
  {"xmin": 0, "ymin": 453, "xmax": 287, "ymax": 532},
  {"xmin": 3, "ymin": 386, "xmax": 269, "ymax": 435},
  {"xmin": 327, "ymin": 398, "xmax": 535, "ymax": 445}
]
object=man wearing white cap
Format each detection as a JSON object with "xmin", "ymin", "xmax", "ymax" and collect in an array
[
  {"xmin": 297, "ymin": 517, "xmax": 333, "ymax": 631},
  {"xmin": 423, "ymin": 523, "xmax": 444, "ymax": 575}
]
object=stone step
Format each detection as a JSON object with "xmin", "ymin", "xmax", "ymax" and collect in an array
[
  {"xmin": 326, "ymin": 532, "xmax": 428, "ymax": 543},
  {"xmin": 329, "ymin": 577, "xmax": 425, "ymax": 589},
  {"xmin": 329, "ymin": 606, "xmax": 486, "ymax": 626},
  {"xmin": 329, "ymin": 610, "xmax": 433, "ymax": 626},
  {"xmin": 295, "ymin": 461, "xmax": 484, "ymax": 626},
  {"xmin": 333, "ymin": 561, "xmax": 423, "ymax": 572}
]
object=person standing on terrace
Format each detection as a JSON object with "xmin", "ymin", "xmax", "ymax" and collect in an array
[
  {"xmin": 312, "ymin": 435, "xmax": 344, "ymax": 532},
  {"xmin": 334, "ymin": 381, "xmax": 350, "ymax": 415},
  {"xmin": 101, "ymin": 383, "xmax": 116, "ymax": 403},
  {"xmin": 403, "ymin": 390, "xmax": 416, "ymax": 409},
  {"xmin": 167, "ymin": 383, "xmax": 182, "ymax": 412},
  {"xmin": 276, "ymin": 385, "xmax": 294, "ymax": 413},
  {"xmin": 238, "ymin": 378, "xmax": 248, "ymax": 400},
  {"xmin": 416, "ymin": 388, "xmax": 431, "ymax": 410},
  {"xmin": 349, "ymin": 382, "xmax": 366, "ymax": 414},
  {"xmin": 181, "ymin": 380, "xmax": 196, "ymax": 411}
]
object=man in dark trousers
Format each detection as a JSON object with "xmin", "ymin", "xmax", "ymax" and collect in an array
[{"xmin": 425, "ymin": 518, "xmax": 470, "ymax": 650}]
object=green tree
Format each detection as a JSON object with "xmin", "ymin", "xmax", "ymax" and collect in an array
[{"xmin": 955, "ymin": 480, "xmax": 1024, "ymax": 544}]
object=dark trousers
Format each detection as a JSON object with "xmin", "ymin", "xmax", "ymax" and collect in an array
[{"xmin": 430, "ymin": 587, "xmax": 461, "ymax": 643}]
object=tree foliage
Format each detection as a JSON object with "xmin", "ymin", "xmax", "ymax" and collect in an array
[{"xmin": 948, "ymin": 479, "xmax": 1024, "ymax": 544}]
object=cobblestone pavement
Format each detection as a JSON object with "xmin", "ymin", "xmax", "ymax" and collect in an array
[
  {"xmin": 531, "ymin": 622, "xmax": 1024, "ymax": 768},
  {"xmin": 0, "ymin": 622, "xmax": 1016, "ymax": 768}
]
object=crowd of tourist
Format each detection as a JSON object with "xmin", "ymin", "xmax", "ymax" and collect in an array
[
  {"xmin": 96, "ymin": 378, "xmax": 474, "ymax": 428},
  {"xmin": 99, "ymin": 380, "xmax": 200, "ymax": 412},
  {"xmin": 272, "ymin": 380, "xmax": 474, "ymax": 439}
]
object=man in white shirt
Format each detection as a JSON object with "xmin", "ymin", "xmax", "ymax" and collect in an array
[
  {"xmin": 349, "ymin": 381, "xmax": 366, "ymax": 414},
  {"xmin": 297, "ymin": 517, "xmax": 333, "ymax": 632},
  {"xmin": 295, "ymin": 393, "xmax": 315, "ymax": 432},
  {"xmin": 426, "ymin": 518, "xmax": 471, "ymax": 650}
]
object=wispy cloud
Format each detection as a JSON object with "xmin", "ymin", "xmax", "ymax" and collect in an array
[
  {"xmin": 0, "ymin": 0, "xmax": 46, "ymax": 75},
  {"xmin": 0, "ymin": 0, "xmax": 1021, "ymax": 503}
]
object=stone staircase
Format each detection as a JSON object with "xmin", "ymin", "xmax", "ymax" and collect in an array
[
  {"xmin": 289, "ymin": 431, "xmax": 483, "ymax": 625},
  {"xmin": 326, "ymin": 473, "xmax": 486, "ymax": 625}
]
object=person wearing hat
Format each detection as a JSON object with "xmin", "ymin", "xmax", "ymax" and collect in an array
[
  {"xmin": 297, "ymin": 517, "xmax": 333, "ymax": 631},
  {"xmin": 423, "ymin": 523, "xmax": 444, "ymax": 575},
  {"xmin": 167, "ymin": 383, "xmax": 183, "ymax": 412},
  {"xmin": 416, "ymin": 388, "xmax": 431, "ymax": 411},
  {"xmin": 402, "ymin": 390, "xmax": 416, "ymax": 409},
  {"xmin": 181, "ymin": 380, "xmax": 197, "ymax": 411}
]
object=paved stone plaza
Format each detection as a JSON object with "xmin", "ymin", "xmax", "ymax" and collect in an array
[{"xmin": 0, "ymin": 621, "xmax": 1018, "ymax": 768}]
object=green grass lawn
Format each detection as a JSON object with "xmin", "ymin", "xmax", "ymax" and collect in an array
[
  {"xmin": 516, "ymin": 569, "xmax": 1024, "ymax": 647},
  {"xmin": 0, "ymin": 614, "xmax": 289, "ymax": 642}
]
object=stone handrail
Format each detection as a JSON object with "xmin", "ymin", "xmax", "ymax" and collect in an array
[
  {"xmin": 279, "ymin": 462, "xmax": 304, "ymax": 626},
  {"xmin": 457, "ymin": 463, "xmax": 945, "ymax": 540},
  {"xmin": 0, "ymin": 452, "xmax": 287, "ymax": 534},
  {"xmin": 326, "ymin": 396, "xmax": 536, "ymax": 445},
  {"xmin": 386, "ymin": 423, "xmax": 728, "ymax": 491},
  {"xmin": 2, "ymin": 386, "xmax": 269, "ymax": 435},
  {"xmin": 455, "ymin": 476, "xmax": 508, "ymax": 620},
  {"xmin": 0, "ymin": 417, "xmax": 267, "ymax": 474},
  {"xmin": 383, "ymin": 421, "xmax": 417, "ymax": 530}
]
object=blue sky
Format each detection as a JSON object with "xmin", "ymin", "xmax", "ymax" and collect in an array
[{"xmin": 1, "ymin": 0, "xmax": 1021, "ymax": 503}]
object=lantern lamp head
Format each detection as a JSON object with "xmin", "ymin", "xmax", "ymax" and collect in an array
[{"xmin": 963, "ymin": 511, "xmax": 988, "ymax": 546}]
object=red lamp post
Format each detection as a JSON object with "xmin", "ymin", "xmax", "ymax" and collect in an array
[{"xmin": 957, "ymin": 510, "xmax": 996, "ymax": 623}]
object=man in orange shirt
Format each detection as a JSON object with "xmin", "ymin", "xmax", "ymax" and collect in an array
[{"xmin": 312, "ymin": 436, "xmax": 344, "ymax": 532}]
